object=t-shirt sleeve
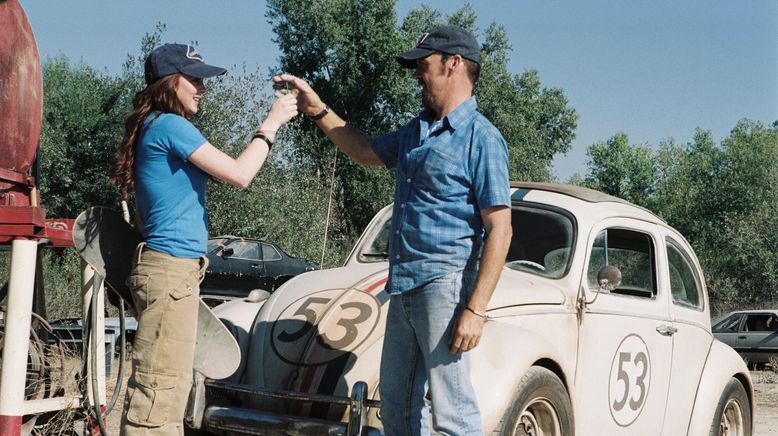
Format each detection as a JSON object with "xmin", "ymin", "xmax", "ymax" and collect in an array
[
  {"xmin": 471, "ymin": 127, "xmax": 511, "ymax": 210},
  {"xmin": 161, "ymin": 115, "xmax": 207, "ymax": 161}
]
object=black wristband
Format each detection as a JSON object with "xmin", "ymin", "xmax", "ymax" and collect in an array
[
  {"xmin": 251, "ymin": 132, "xmax": 273, "ymax": 150},
  {"xmin": 308, "ymin": 105, "xmax": 330, "ymax": 121}
]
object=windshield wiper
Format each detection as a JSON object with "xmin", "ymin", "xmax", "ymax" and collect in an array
[{"xmin": 362, "ymin": 251, "xmax": 388, "ymax": 258}]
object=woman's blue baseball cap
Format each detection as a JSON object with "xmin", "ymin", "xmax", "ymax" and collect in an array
[{"xmin": 144, "ymin": 43, "xmax": 227, "ymax": 85}]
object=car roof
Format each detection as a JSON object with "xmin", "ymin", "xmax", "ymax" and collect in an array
[
  {"xmin": 511, "ymin": 182, "xmax": 665, "ymax": 224},
  {"xmin": 211, "ymin": 235, "xmax": 269, "ymax": 243},
  {"xmin": 723, "ymin": 310, "xmax": 778, "ymax": 315},
  {"xmin": 511, "ymin": 182, "xmax": 633, "ymax": 205}
]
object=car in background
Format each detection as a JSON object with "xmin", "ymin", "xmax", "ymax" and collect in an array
[
  {"xmin": 713, "ymin": 310, "xmax": 778, "ymax": 367},
  {"xmin": 188, "ymin": 183, "xmax": 754, "ymax": 435},
  {"xmin": 202, "ymin": 236, "xmax": 318, "ymax": 300}
]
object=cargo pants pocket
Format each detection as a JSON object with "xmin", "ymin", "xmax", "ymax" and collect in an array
[
  {"xmin": 169, "ymin": 278, "xmax": 195, "ymax": 301},
  {"xmin": 126, "ymin": 370, "xmax": 178, "ymax": 427}
]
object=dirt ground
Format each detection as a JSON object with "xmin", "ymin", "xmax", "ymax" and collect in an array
[{"xmin": 752, "ymin": 370, "xmax": 778, "ymax": 435}]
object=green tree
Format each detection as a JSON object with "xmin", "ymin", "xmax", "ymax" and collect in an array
[
  {"xmin": 38, "ymin": 58, "xmax": 126, "ymax": 218},
  {"xmin": 267, "ymin": 0, "xmax": 578, "ymax": 235},
  {"xmin": 583, "ymin": 133, "xmax": 654, "ymax": 207}
]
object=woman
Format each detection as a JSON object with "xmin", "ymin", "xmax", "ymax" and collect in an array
[{"xmin": 110, "ymin": 43, "xmax": 297, "ymax": 435}]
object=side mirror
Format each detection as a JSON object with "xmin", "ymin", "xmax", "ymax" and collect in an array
[
  {"xmin": 597, "ymin": 265, "xmax": 622, "ymax": 293},
  {"xmin": 221, "ymin": 247, "xmax": 234, "ymax": 259}
]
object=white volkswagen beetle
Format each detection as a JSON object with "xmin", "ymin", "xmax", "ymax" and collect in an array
[{"xmin": 187, "ymin": 182, "xmax": 753, "ymax": 436}]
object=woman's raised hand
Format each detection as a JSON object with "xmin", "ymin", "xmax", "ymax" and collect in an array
[
  {"xmin": 263, "ymin": 92, "xmax": 299, "ymax": 131},
  {"xmin": 272, "ymin": 74, "xmax": 324, "ymax": 117}
]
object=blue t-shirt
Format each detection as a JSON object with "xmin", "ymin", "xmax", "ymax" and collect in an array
[
  {"xmin": 134, "ymin": 113, "xmax": 209, "ymax": 258},
  {"xmin": 371, "ymin": 97, "xmax": 511, "ymax": 294}
]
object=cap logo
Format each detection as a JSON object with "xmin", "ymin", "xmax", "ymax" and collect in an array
[
  {"xmin": 416, "ymin": 32, "xmax": 430, "ymax": 47},
  {"xmin": 186, "ymin": 45, "xmax": 204, "ymax": 62}
]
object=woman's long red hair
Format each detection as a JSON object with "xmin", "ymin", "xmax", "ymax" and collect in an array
[{"xmin": 111, "ymin": 74, "xmax": 192, "ymax": 201}]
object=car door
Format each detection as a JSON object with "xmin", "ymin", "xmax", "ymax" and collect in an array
[
  {"xmin": 223, "ymin": 240, "xmax": 266, "ymax": 290},
  {"xmin": 660, "ymin": 234, "xmax": 712, "ymax": 434},
  {"xmin": 739, "ymin": 312, "xmax": 778, "ymax": 364},
  {"xmin": 204, "ymin": 238, "xmax": 234, "ymax": 290},
  {"xmin": 258, "ymin": 242, "xmax": 282, "ymax": 290},
  {"xmin": 575, "ymin": 219, "xmax": 673, "ymax": 434},
  {"xmin": 712, "ymin": 313, "xmax": 745, "ymax": 350}
]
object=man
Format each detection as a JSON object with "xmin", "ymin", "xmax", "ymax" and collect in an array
[{"xmin": 275, "ymin": 25, "xmax": 511, "ymax": 435}]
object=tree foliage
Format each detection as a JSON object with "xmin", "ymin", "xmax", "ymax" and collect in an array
[
  {"xmin": 267, "ymin": 0, "xmax": 579, "ymax": 234},
  {"xmin": 582, "ymin": 121, "xmax": 778, "ymax": 313},
  {"xmin": 39, "ymin": 58, "xmax": 125, "ymax": 218},
  {"xmin": 583, "ymin": 133, "xmax": 655, "ymax": 206}
]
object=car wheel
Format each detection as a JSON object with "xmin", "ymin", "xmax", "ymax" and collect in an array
[
  {"xmin": 710, "ymin": 378, "xmax": 751, "ymax": 436},
  {"xmin": 498, "ymin": 366, "xmax": 574, "ymax": 436},
  {"xmin": 273, "ymin": 275, "xmax": 293, "ymax": 291}
]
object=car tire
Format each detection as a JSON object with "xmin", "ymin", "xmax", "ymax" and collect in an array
[
  {"xmin": 710, "ymin": 378, "xmax": 751, "ymax": 436},
  {"xmin": 497, "ymin": 366, "xmax": 574, "ymax": 436}
]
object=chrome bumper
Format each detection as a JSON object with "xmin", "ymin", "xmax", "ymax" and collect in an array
[{"xmin": 190, "ymin": 378, "xmax": 381, "ymax": 436}]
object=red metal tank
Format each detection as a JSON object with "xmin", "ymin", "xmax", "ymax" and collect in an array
[
  {"xmin": 0, "ymin": 0, "xmax": 72, "ymax": 246},
  {"xmin": 0, "ymin": 0, "xmax": 42, "ymax": 179}
]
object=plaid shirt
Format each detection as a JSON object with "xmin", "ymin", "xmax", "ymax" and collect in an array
[{"xmin": 372, "ymin": 97, "xmax": 510, "ymax": 294}]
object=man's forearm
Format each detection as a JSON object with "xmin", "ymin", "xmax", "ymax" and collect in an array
[{"xmin": 310, "ymin": 105, "xmax": 383, "ymax": 167}]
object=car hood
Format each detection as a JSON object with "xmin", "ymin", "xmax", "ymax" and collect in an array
[
  {"xmin": 488, "ymin": 269, "xmax": 568, "ymax": 309},
  {"xmin": 240, "ymin": 263, "xmax": 566, "ymax": 419},
  {"xmin": 241, "ymin": 263, "xmax": 389, "ymax": 420}
]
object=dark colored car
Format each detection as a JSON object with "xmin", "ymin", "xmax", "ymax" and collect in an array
[
  {"xmin": 202, "ymin": 236, "xmax": 318, "ymax": 298},
  {"xmin": 713, "ymin": 310, "xmax": 778, "ymax": 366}
]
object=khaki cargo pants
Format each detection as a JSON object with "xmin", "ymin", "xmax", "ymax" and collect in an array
[{"xmin": 120, "ymin": 243, "xmax": 207, "ymax": 436}]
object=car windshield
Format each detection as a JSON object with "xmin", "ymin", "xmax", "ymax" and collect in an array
[{"xmin": 505, "ymin": 205, "xmax": 576, "ymax": 279}]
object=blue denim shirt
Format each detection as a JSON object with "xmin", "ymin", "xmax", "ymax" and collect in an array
[{"xmin": 371, "ymin": 97, "xmax": 510, "ymax": 294}]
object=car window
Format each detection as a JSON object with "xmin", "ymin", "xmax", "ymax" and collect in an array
[
  {"xmin": 587, "ymin": 228, "xmax": 656, "ymax": 298},
  {"xmin": 261, "ymin": 243, "xmax": 282, "ymax": 261},
  {"xmin": 360, "ymin": 219, "xmax": 391, "ymax": 263},
  {"xmin": 712, "ymin": 314, "xmax": 743, "ymax": 332},
  {"xmin": 666, "ymin": 238, "xmax": 703, "ymax": 310},
  {"xmin": 743, "ymin": 314, "xmax": 778, "ymax": 332},
  {"xmin": 505, "ymin": 205, "xmax": 575, "ymax": 279},
  {"xmin": 207, "ymin": 237, "xmax": 229, "ymax": 254},
  {"xmin": 227, "ymin": 241, "xmax": 261, "ymax": 260}
]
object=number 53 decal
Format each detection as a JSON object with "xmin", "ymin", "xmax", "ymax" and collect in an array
[
  {"xmin": 271, "ymin": 289, "xmax": 382, "ymax": 365},
  {"xmin": 608, "ymin": 334, "xmax": 651, "ymax": 426}
]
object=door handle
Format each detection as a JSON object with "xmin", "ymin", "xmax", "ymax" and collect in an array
[
  {"xmin": 656, "ymin": 325, "xmax": 678, "ymax": 336},
  {"xmin": 250, "ymin": 263, "xmax": 260, "ymax": 268},
  {"xmin": 738, "ymin": 335, "xmax": 747, "ymax": 339}
]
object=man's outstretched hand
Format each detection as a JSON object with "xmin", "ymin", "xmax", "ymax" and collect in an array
[{"xmin": 272, "ymin": 74, "xmax": 325, "ymax": 117}]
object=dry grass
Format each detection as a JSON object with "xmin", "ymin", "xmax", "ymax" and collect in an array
[{"xmin": 21, "ymin": 340, "xmax": 129, "ymax": 435}]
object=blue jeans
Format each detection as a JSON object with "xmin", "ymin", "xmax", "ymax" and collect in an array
[{"xmin": 379, "ymin": 270, "xmax": 482, "ymax": 436}]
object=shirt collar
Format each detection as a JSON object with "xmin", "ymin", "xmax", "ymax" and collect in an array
[{"xmin": 420, "ymin": 96, "xmax": 478, "ymax": 131}]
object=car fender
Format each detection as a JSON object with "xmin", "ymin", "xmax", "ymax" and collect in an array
[
  {"xmin": 471, "ymin": 320, "xmax": 570, "ymax": 431},
  {"xmin": 212, "ymin": 295, "xmax": 268, "ymax": 382},
  {"xmin": 686, "ymin": 339, "xmax": 753, "ymax": 435}
]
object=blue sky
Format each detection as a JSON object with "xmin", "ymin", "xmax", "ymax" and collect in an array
[{"xmin": 22, "ymin": 0, "xmax": 777, "ymax": 180}]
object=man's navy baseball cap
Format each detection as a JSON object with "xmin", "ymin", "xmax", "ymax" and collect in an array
[
  {"xmin": 396, "ymin": 25, "xmax": 482, "ymax": 69},
  {"xmin": 144, "ymin": 43, "xmax": 227, "ymax": 85}
]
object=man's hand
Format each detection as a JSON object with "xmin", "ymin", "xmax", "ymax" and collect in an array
[
  {"xmin": 449, "ymin": 309, "xmax": 486, "ymax": 354},
  {"xmin": 272, "ymin": 74, "xmax": 325, "ymax": 117}
]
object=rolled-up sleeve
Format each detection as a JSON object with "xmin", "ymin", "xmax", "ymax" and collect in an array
[{"xmin": 471, "ymin": 130, "xmax": 510, "ymax": 209}]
